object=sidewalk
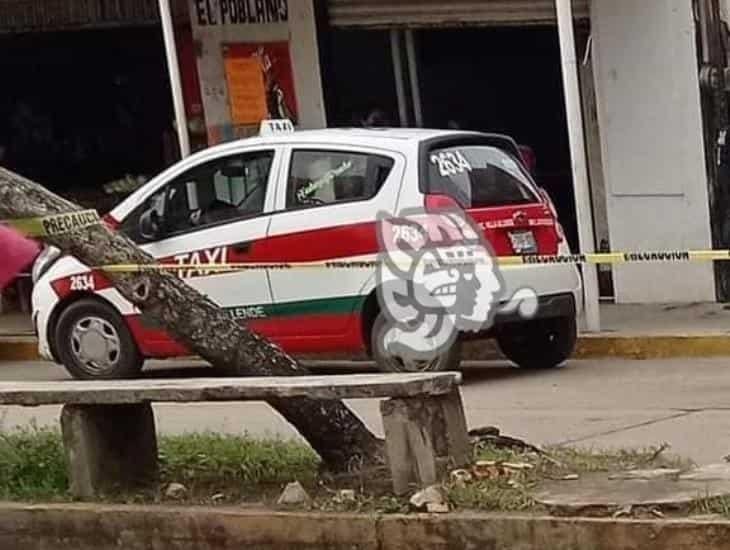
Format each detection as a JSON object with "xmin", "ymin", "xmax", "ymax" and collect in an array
[
  {"xmin": 597, "ymin": 302, "xmax": 730, "ymax": 336},
  {"xmin": 3, "ymin": 303, "xmax": 730, "ymax": 361},
  {"xmin": 0, "ymin": 312, "xmax": 32, "ymax": 336},
  {"xmin": 575, "ymin": 302, "xmax": 730, "ymax": 360}
]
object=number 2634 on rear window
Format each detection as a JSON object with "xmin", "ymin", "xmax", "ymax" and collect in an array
[{"xmin": 430, "ymin": 151, "xmax": 472, "ymax": 177}]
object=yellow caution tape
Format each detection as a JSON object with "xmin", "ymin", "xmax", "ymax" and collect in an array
[
  {"xmin": 91, "ymin": 249, "xmax": 730, "ymax": 274},
  {"xmin": 2, "ymin": 210, "xmax": 101, "ymax": 237}
]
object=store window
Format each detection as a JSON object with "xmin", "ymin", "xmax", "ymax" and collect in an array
[{"xmin": 287, "ymin": 150, "xmax": 394, "ymax": 209}]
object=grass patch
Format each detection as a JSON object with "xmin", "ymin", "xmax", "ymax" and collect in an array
[
  {"xmin": 0, "ymin": 426, "xmax": 696, "ymax": 515},
  {"xmin": 0, "ymin": 425, "xmax": 68, "ymax": 501},
  {"xmin": 692, "ymin": 495, "xmax": 730, "ymax": 517},
  {"xmin": 158, "ymin": 432, "xmax": 320, "ymax": 501},
  {"xmin": 0, "ymin": 426, "xmax": 319, "ymax": 503}
]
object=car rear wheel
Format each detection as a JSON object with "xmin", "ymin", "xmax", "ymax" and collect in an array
[
  {"xmin": 371, "ymin": 312, "xmax": 462, "ymax": 373},
  {"xmin": 496, "ymin": 315, "xmax": 577, "ymax": 369},
  {"xmin": 55, "ymin": 298, "xmax": 143, "ymax": 380}
]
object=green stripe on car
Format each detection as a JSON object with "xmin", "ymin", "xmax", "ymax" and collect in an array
[{"xmin": 227, "ymin": 295, "xmax": 365, "ymax": 321}]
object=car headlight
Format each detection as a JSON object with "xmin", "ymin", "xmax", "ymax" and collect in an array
[{"xmin": 31, "ymin": 246, "xmax": 61, "ymax": 284}]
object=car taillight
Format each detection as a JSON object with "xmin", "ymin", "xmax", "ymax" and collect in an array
[
  {"xmin": 424, "ymin": 193, "xmax": 463, "ymax": 212},
  {"xmin": 537, "ymin": 188, "xmax": 564, "ymax": 243}
]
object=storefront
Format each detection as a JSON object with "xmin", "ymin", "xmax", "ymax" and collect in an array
[{"xmin": 1, "ymin": 0, "xmax": 720, "ymax": 319}]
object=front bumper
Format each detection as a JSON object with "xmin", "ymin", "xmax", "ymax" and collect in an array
[{"xmin": 31, "ymin": 275, "xmax": 59, "ymax": 362}]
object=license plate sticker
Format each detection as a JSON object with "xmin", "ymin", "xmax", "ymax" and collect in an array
[{"xmin": 509, "ymin": 230, "xmax": 538, "ymax": 254}]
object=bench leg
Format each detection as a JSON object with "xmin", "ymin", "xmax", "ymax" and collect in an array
[
  {"xmin": 380, "ymin": 389, "xmax": 470, "ymax": 495},
  {"xmin": 381, "ymin": 398, "xmax": 438, "ymax": 495},
  {"xmin": 433, "ymin": 388, "xmax": 471, "ymax": 469},
  {"xmin": 61, "ymin": 403, "xmax": 158, "ymax": 499}
]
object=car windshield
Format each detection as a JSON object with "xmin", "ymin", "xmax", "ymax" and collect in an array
[{"xmin": 426, "ymin": 145, "xmax": 539, "ymax": 208}]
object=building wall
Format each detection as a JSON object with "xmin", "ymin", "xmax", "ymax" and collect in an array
[
  {"xmin": 189, "ymin": 0, "xmax": 326, "ymax": 144},
  {"xmin": 590, "ymin": 0, "xmax": 716, "ymax": 303}
]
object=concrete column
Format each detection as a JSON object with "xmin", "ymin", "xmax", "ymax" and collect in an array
[
  {"xmin": 590, "ymin": 0, "xmax": 715, "ymax": 303},
  {"xmin": 159, "ymin": 0, "xmax": 190, "ymax": 157},
  {"xmin": 556, "ymin": 0, "xmax": 601, "ymax": 331}
]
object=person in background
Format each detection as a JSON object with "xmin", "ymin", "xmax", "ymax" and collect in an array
[
  {"xmin": 363, "ymin": 109, "xmax": 392, "ymax": 128},
  {"xmin": 0, "ymin": 225, "xmax": 40, "ymax": 293}
]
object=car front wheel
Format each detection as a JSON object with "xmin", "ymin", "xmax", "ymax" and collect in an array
[
  {"xmin": 496, "ymin": 315, "xmax": 577, "ymax": 369},
  {"xmin": 55, "ymin": 298, "xmax": 143, "ymax": 380}
]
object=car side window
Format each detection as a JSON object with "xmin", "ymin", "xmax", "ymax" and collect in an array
[
  {"xmin": 122, "ymin": 150, "xmax": 274, "ymax": 242},
  {"xmin": 286, "ymin": 150, "xmax": 394, "ymax": 210}
]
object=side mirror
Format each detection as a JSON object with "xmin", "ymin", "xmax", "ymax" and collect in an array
[{"xmin": 138, "ymin": 208, "xmax": 162, "ymax": 241}]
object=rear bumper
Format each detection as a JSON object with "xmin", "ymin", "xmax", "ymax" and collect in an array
[
  {"xmin": 459, "ymin": 292, "xmax": 577, "ymax": 342},
  {"xmin": 493, "ymin": 292, "xmax": 576, "ymax": 326}
]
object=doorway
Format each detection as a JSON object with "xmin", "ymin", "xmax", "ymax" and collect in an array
[{"xmin": 414, "ymin": 26, "xmax": 578, "ymax": 251}]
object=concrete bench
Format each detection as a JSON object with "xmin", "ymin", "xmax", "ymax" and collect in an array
[{"xmin": 0, "ymin": 373, "xmax": 470, "ymax": 498}]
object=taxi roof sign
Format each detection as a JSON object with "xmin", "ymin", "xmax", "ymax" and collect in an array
[{"xmin": 260, "ymin": 119, "xmax": 295, "ymax": 136}]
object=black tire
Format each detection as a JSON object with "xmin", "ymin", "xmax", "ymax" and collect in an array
[
  {"xmin": 55, "ymin": 298, "xmax": 143, "ymax": 380},
  {"xmin": 371, "ymin": 312, "xmax": 462, "ymax": 373},
  {"xmin": 496, "ymin": 315, "xmax": 577, "ymax": 369}
]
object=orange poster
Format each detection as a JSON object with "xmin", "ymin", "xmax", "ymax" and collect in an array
[
  {"xmin": 224, "ymin": 56, "xmax": 268, "ymax": 125},
  {"xmin": 223, "ymin": 42, "xmax": 298, "ymax": 127}
]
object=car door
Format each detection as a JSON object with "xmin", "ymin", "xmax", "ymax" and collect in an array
[
  {"xmin": 264, "ymin": 144, "xmax": 404, "ymax": 341},
  {"xmin": 121, "ymin": 147, "xmax": 280, "ymax": 334}
]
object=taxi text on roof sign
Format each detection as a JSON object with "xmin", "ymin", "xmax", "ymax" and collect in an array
[{"xmin": 260, "ymin": 119, "xmax": 295, "ymax": 136}]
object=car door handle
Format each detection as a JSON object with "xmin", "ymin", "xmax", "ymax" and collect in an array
[{"xmin": 232, "ymin": 241, "xmax": 252, "ymax": 254}]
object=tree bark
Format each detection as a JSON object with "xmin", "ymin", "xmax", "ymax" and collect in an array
[{"xmin": 0, "ymin": 167, "xmax": 383, "ymax": 472}]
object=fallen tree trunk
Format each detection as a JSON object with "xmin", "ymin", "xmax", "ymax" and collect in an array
[{"xmin": 0, "ymin": 167, "xmax": 383, "ymax": 472}]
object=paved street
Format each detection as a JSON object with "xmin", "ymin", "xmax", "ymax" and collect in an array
[{"xmin": 2, "ymin": 358, "xmax": 730, "ymax": 465}]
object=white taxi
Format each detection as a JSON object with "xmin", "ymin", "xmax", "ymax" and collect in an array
[{"xmin": 31, "ymin": 123, "xmax": 582, "ymax": 379}]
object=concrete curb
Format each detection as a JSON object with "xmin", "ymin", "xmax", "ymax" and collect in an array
[
  {"xmin": 575, "ymin": 334, "xmax": 730, "ymax": 360},
  {"xmin": 4, "ymin": 333, "xmax": 730, "ymax": 363},
  {"xmin": 1, "ymin": 502, "xmax": 729, "ymax": 550},
  {"xmin": 0, "ymin": 337, "xmax": 40, "ymax": 362},
  {"xmin": 462, "ymin": 334, "xmax": 730, "ymax": 361}
]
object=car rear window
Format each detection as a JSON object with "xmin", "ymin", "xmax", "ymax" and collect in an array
[{"xmin": 426, "ymin": 145, "xmax": 539, "ymax": 208}]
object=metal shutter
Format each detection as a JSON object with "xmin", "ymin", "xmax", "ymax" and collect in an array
[
  {"xmin": 328, "ymin": 0, "xmax": 589, "ymax": 28},
  {"xmin": 0, "ymin": 0, "xmax": 189, "ymax": 33}
]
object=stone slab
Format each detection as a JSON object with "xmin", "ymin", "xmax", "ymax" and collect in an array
[
  {"xmin": 0, "ymin": 373, "xmax": 461, "ymax": 406},
  {"xmin": 680, "ymin": 463, "xmax": 730, "ymax": 481},
  {"xmin": 608, "ymin": 468, "xmax": 682, "ymax": 481},
  {"xmin": 535, "ymin": 474, "xmax": 730, "ymax": 511}
]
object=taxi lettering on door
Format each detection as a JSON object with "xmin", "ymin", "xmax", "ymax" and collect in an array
[{"xmin": 171, "ymin": 246, "xmax": 229, "ymax": 279}]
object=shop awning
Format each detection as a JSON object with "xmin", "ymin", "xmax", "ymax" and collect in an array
[{"xmin": 328, "ymin": 0, "xmax": 590, "ymax": 28}]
